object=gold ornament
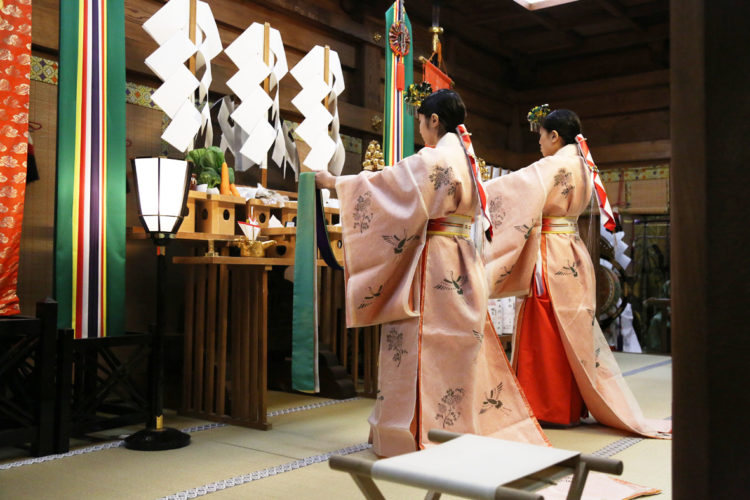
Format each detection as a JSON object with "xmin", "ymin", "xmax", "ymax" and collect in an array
[
  {"xmin": 363, "ymin": 140, "xmax": 385, "ymax": 171},
  {"xmin": 477, "ymin": 157, "xmax": 491, "ymax": 182}
]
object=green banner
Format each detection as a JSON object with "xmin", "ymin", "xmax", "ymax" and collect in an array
[
  {"xmin": 292, "ymin": 173, "xmax": 319, "ymax": 392},
  {"xmin": 384, "ymin": 1, "xmax": 415, "ymax": 165},
  {"xmin": 55, "ymin": 0, "xmax": 126, "ymax": 337}
]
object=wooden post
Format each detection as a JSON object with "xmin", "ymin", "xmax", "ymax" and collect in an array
[
  {"xmin": 324, "ymin": 45, "xmax": 333, "ymax": 146},
  {"xmin": 216, "ymin": 264, "xmax": 228, "ymax": 415},
  {"xmin": 187, "ymin": 0, "xmax": 198, "ymax": 151},
  {"xmin": 194, "ymin": 265, "xmax": 207, "ymax": 412},
  {"xmin": 205, "ymin": 264, "xmax": 217, "ymax": 413},
  {"xmin": 323, "ymin": 45, "xmax": 330, "ymax": 110},
  {"xmin": 261, "ymin": 22, "xmax": 271, "ymax": 188},
  {"xmin": 188, "ymin": 0, "xmax": 197, "ymax": 75},
  {"xmin": 182, "ymin": 267, "xmax": 195, "ymax": 412},
  {"xmin": 671, "ymin": 1, "xmax": 750, "ymax": 497}
]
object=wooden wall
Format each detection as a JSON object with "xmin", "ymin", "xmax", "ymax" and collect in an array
[
  {"xmin": 508, "ymin": 69, "xmax": 670, "ymax": 170},
  {"xmin": 29, "ymin": 0, "xmax": 671, "ymax": 171},
  {"xmin": 31, "ymin": 0, "xmax": 514, "ymax": 166},
  {"xmin": 17, "ymin": 81, "xmax": 58, "ymax": 315},
  {"xmin": 19, "ymin": 0, "xmax": 672, "ymax": 316}
]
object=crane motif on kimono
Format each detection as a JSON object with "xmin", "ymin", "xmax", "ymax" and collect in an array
[
  {"xmin": 556, "ymin": 259, "xmax": 582, "ymax": 278},
  {"xmin": 495, "ymin": 265, "xmax": 514, "ymax": 285},
  {"xmin": 358, "ymin": 284, "xmax": 384, "ymax": 310},
  {"xmin": 434, "ymin": 271, "xmax": 466, "ymax": 295},
  {"xmin": 382, "ymin": 230, "xmax": 420, "ymax": 254},
  {"xmin": 514, "ymin": 220, "xmax": 536, "ymax": 240},
  {"xmin": 472, "ymin": 329, "xmax": 484, "ymax": 345},
  {"xmin": 480, "ymin": 382, "xmax": 511, "ymax": 415}
]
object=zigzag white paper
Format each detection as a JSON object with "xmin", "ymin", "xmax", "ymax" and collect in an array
[
  {"xmin": 290, "ymin": 45, "xmax": 346, "ymax": 175},
  {"xmin": 143, "ymin": 0, "xmax": 222, "ymax": 152},
  {"xmin": 216, "ymin": 97, "xmax": 250, "ymax": 172},
  {"xmin": 224, "ymin": 23, "xmax": 294, "ymax": 177}
]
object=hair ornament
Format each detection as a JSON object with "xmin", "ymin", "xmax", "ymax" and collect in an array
[
  {"xmin": 527, "ymin": 103, "xmax": 551, "ymax": 132},
  {"xmin": 404, "ymin": 81, "xmax": 433, "ymax": 115}
]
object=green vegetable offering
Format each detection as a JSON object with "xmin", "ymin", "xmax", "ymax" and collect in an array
[{"xmin": 186, "ymin": 146, "xmax": 234, "ymax": 188}]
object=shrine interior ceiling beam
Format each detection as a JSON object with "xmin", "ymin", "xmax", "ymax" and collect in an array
[
  {"xmin": 534, "ymin": 22, "xmax": 668, "ymax": 59},
  {"xmin": 511, "ymin": 3, "xmax": 584, "ymax": 47},
  {"xmin": 593, "ymin": 0, "xmax": 644, "ymax": 32}
]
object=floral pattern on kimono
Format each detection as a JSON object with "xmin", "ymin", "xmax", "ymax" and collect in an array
[
  {"xmin": 336, "ymin": 133, "xmax": 549, "ymax": 457},
  {"xmin": 483, "ymin": 144, "xmax": 671, "ymax": 439}
]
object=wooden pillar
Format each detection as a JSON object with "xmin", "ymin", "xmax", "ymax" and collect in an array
[
  {"xmin": 361, "ymin": 43, "xmax": 383, "ymax": 112},
  {"xmin": 671, "ymin": 1, "xmax": 750, "ymax": 498}
]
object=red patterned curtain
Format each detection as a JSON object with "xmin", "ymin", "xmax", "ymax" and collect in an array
[{"xmin": 0, "ymin": 0, "xmax": 32, "ymax": 315}]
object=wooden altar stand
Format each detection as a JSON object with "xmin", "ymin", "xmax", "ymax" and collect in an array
[{"xmin": 175, "ymin": 255, "xmax": 334, "ymax": 430}]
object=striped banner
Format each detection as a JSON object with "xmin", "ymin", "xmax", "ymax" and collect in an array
[
  {"xmin": 55, "ymin": 0, "xmax": 126, "ymax": 338},
  {"xmin": 384, "ymin": 0, "xmax": 414, "ymax": 165}
]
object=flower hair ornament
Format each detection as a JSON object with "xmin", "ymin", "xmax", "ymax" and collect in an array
[
  {"xmin": 527, "ymin": 103, "xmax": 551, "ymax": 132},
  {"xmin": 403, "ymin": 81, "xmax": 433, "ymax": 115}
]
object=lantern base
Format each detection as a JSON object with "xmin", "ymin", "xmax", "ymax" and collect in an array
[{"xmin": 124, "ymin": 427, "xmax": 190, "ymax": 451}]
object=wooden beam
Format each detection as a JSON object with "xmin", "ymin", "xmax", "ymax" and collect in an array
[
  {"xmin": 512, "ymin": 3, "xmax": 583, "ymax": 47},
  {"xmin": 579, "ymin": 109, "xmax": 670, "ymax": 145},
  {"xmin": 243, "ymin": 0, "xmax": 376, "ymax": 46},
  {"xmin": 545, "ymin": 86, "xmax": 669, "ymax": 118},
  {"xmin": 509, "ymin": 139, "xmax": 671, "ymax": 170},
  {"xmin": 535, "ymin": 46, "xmax": 665, "ymax": 85},
  {"xmin": 360, "ymin": 43, "xmax": 383, "ymax": 112},
  {"xmin": 592, "ymin": 0, "xmax": 644, "ymax": 32},
  {"xmin": 391, "ymin": 3, "xmax": 524, "ymax": 61},
  {"xmin": 511, "ymin": 69, "xmax": 669, "ymax": 102},
  {"xmin": 534, "ymin": 22, "xmax": 669, "ymax": 60}
]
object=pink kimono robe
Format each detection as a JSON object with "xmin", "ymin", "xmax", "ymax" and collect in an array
[
  {"xmin": 335, "ymin": 133, "xmax": 548, "ymax": 457},
  {"xmin": 483, "ymin": 144, "xmax": 671, "ymax": 438}
]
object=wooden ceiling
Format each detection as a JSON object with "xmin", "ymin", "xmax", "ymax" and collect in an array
[{"xmin": 364, "ymin": 0, "xmax": 669, "ymax": 88}]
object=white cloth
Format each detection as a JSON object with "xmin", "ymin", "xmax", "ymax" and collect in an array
[
  {"xmin": 143, "ymin": 0, "xmax": 222, "ymax": 152},
  {"xmin": 289, "ymin": 45, "xmax": 346, "ymax": 175}
]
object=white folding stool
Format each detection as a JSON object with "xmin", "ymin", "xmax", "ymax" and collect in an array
[{"xmin": 329, "ymin": 430, "xmax": 623, "ymax": 500}]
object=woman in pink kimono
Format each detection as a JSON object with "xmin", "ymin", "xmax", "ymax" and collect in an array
[
  {"xmin": 316, "ymin": 90, "xmax": 547, "ymax": 457},
  {"xmin": 483, "ymin": 109, "xmax": 671, "ymax": 438}
]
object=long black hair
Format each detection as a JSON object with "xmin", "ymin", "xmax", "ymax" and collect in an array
[
  {"xmin": 417, "ymin": 89, "xmax": 466, "ymax": 133},
  {"xmin": 541, "ymin": 109, "xmax": 582, "ymax": 145}
]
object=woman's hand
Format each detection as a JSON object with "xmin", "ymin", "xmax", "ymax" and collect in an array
[{"xmin": 315, "ymin": 170, "xmax": 336, "ymax": 190}]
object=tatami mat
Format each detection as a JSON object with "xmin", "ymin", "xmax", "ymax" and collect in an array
[{"xmin": 0, "ymin": 353, "xmax": 672, "ymax": 500}]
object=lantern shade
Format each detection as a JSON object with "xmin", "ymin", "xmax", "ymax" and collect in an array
[{"xmin": 132, "ymin": 157, "xmax": 191, "ymax": 235}]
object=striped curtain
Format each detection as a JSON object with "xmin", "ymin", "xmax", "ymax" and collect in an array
[
  {"xmin": 384, "ymin": 0, "xmax": 414, "ymax": 165},
  {"xmin": 0, "ymin": 0, "xmax": 32, "ymax": 316},
  {"xmin": 55, "ymin": 0, "xmax": 126, "ymax": 338}
]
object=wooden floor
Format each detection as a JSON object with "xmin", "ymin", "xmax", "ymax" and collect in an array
[{"xmin": 0, "ymin": 353, "xmax": 672, "ymax": 500}]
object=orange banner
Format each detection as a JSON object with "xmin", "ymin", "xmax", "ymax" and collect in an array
[
  {"xmin": 0, "ymin": 0, "xmax": 32, "ymax": 315},
  {"xmin": 422, "ymin": 59, "xmax": 452, "ymax": 91}
]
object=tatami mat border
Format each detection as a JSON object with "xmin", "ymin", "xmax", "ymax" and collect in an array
[
  {"xmin": 0, "ymin": 398, "xmax": 360, "ymax": 470},
  {"xmin": 0, "ymin": 440, "xmax": 126, "ymax": 471},
  {"xmin": 1, "ymin": 359, "xmax": 669, "ymax": 478},
  {"xmin": 159, "ymin": 443, "xmax": 372, "ymax": 500},
  {"xmin": 266, "ymin": 396, "xmax": 361, "ymax": 417},
  {"xmin": 592, "ymin": 436, "xmax": 644, "ymax": 458},
  {"xmin": 621, "ymin": 358, "xmax": 672, "ymax": 377},
  {"xmin": 0, "ymin": 423, "xmax": 230, "ymax": 471}
]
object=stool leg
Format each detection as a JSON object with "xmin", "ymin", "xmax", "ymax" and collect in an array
[
  {"xmin": 330, "ymin": 455, "xmax": 386, "ymax": 500},
  {"xmin": 425, "ymin": 491, "xmax": 442, "ymax": 500},
  {"xmin": 351, "ymin": 475, "xmax": 387, "ymax": 500},
  {"xmin": 566, "ymin": 459, "xmax": 590, "ymax": 500}
]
